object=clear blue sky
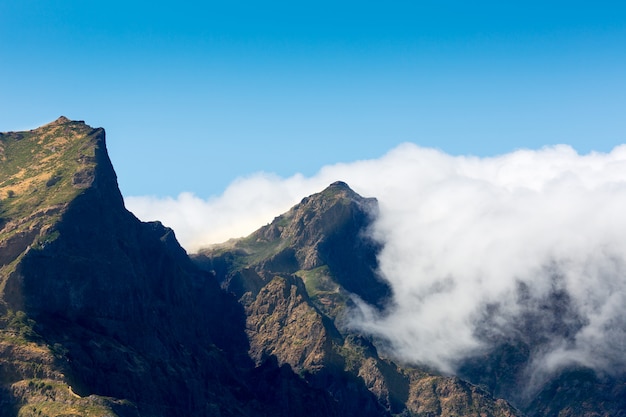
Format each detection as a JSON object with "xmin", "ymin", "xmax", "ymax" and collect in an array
[{"xmin": 2, "ymin": 1, "xmax": 625, "ymax": 197}]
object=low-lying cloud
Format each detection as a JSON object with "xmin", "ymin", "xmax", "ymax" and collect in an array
[{"xmin": 126, "ymin": 143, "xmax": 626, "ymax": 382}]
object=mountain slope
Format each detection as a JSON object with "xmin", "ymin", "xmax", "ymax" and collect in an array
[{"xmin": 194, "ymin": 181, "xmax": 520, "ymax": 417}]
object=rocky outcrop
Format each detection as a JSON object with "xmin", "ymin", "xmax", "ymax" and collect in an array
[{"xmin": 245, "ymin": 275, "xmax": 332, "ymax": 371}]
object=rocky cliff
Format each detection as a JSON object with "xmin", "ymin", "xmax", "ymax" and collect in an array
[{"xmin": 0, "ymin": 118, "xmax": 340, "ymax": 417}]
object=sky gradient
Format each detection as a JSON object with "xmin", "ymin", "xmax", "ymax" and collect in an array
[{"xmin": 2, "ymin": 1, "xmax": 626, "ymax": 197}]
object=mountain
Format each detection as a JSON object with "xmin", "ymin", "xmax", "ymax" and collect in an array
[
  {"xmin": 0, "ymin": 117, "xmax": 341, "ymax": 416},
  {"xmin": 194, "ymin": 180, "xmax": 391, "ymax": 310},
  {"xmin": 4, "ymin": 117, "xmax": 620, "ymax": 417},
  {"xmin": 194, "ymin": 181, "xmax": 520, "ymax": 417},
  {"xmin": 193, "ymin": 171, "xmax": 626, "ymax": 416},
  {"xmin": 0, "ymin": 118, "xmax": 519, "ymax": 417}
]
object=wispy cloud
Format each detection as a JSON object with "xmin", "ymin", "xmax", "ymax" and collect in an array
[{"xmin": 125, "ymin": 142, "xmax": 626, "ymax": 381}]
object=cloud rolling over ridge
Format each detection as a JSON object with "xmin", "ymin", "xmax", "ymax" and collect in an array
[{"xmin": 126, "ymin": 143, "xmax": 626, "ymax": 379}]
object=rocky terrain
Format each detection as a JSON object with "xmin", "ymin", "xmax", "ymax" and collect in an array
[{"xmin": 1, "ymin": 117, "xmax": 624, "ymax": 416}]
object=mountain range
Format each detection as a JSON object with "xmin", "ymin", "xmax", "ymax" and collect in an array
[{"xmin": 0, "ymin": 118, "xmax": 624, "ymax": 416}]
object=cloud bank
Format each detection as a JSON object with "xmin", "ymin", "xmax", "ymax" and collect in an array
[{"xmin": 126, "ymin": 143, "xmax": 626, "ymax": 381}]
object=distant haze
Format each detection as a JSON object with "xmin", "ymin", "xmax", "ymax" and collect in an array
[{"xmin": 126, "ymin": 143, "xmax": 626, "ymax": 382}]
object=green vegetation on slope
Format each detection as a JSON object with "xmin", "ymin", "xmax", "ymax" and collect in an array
[
  {"xmin": 296, "ymin": 266, "xmax": 349, "ymax": 319},
  {"xmin": 0, "ymin": 117, "xmax": 101, "ymax": 287},
  {"xmin": 0, "ymin": 117, "xmax": 99, "ymax": 241},
  {"xmin": 14, "ymin": 379, "xmax": 124, "ymax": 417}
]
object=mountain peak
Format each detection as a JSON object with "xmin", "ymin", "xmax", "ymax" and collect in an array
[
  {"xmin": 299, "ymin": 181, "xmax": 376, "ymax": 216},
  {"xmin": 1, "ymin": 118, "xmax": 121, "ymax": 300},
  {"xmin": 37, "ymin": 116, "xmax": 81, "ymax": 129},
  {"xmin": 328, "ymin": 180, "xmax": 352, "ymax": 191},
  {"xmin": 196, "ymin": 181, "xmax": 391, "ymax": 309},
  {"xmin": 319, "ymin": 180, "xmax": 361, "ymax": 198},
  {"xmin": 50, "ymin": 115, "xmax": 71, "ymax": 125}
]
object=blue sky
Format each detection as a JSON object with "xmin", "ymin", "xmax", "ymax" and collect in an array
[{"xmin": 2, "ymin": 1, "xmax": 626, "ymax": 197}]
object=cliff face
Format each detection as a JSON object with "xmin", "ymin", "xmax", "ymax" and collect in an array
[
  {"xmin": 0, "ymin": 118, "xmax": 339, "ymax": 417},
  {"xmin": 194, "ymin": 181, "xmax": 520, "ymax": 417}
]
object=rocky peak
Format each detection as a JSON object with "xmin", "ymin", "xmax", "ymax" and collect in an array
[
  {"xmin": 0, "ymin": 118, "xmax": 120, "ymax": 279},
  {"xmin": 45, "ymin": 116, "xmax": 72, "ymax": 126},
  {"xmin": 266, "ymin": 181, "xmax": 377, "ymax": 264},
  {"xmin": 197, "ymin": 181, "xmax": 391, "ymax": 309}
]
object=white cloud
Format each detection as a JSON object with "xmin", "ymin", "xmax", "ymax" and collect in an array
[
  {"xmin": 125, "ymin": 172, "xmax": 327, "ymax": 252},
  {"xmin": 125, "ymin": 142, "xmax": 626, "ymax": 379}
]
